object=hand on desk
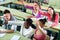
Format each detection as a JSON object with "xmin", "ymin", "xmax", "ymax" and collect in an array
[
  {"xmin": 0, "ymin": 29, "xmax": 6, "ymax": 33},
  {"xmin": 44, "ymin": 25, "xmax": 52, "ymax": 29},
  {"xmin": 0, "ymin": 16, "xmax": 3, "ymax": 19},
  {"xmin": 4, "ymin": 20, "xmax": 8, "ymax": 24},
  {"xmin": 0, "ymin": 30, "xmax": 4, "ymax": 33}
]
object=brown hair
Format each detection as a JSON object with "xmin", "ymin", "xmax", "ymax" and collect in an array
[
  {"xmin": 48, "ymin": 6, "xmax": 56, "ymax": 22},
  {"xmin": 34, "ymin": 1, "xmax": 41, "ymax": 9}
]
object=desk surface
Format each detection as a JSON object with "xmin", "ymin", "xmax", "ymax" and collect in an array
[
  {"xmin": 0, "ymin": 0, "xmax": 12, "ymax": 5},
  {"xmin": 45, "ymin": 23, "xmax": 60, "ymax": 31},
  {"xmin": 0, "ymin": 6, "xmax": 31, "ymax": 19},
  {"xmin": 0, "ymin": 0, "xmax": 17, "ymax": 5},
  {"xmin": 51, "ymin": 23, "xmax": 60, "ymax": 30},
  {"xmin": 0, "ymin": 27, "xmax": 30, "ymax": 40},
  {"xmin": 13, "ymin": 1, "xmax": 60, "ymax": 12}
]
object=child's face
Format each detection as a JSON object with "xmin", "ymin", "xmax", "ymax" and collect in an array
[
  {"xmin": 39, "ymin": 21, "xmax": 44, "ymax": 28},
  {"xmin": 48, "ymin": 8, "xmax": 54, "ymax": 15},
  {"xmin": 4, "ymin": 13, "xmax": 11, "ymax": 20},
  {"xmin": 33, "ymin": 3, "xmax": 39, "ymax": 10},
  {"xmin": 24, "ymin": 21, "xmax": 30, "ymax": 29}
]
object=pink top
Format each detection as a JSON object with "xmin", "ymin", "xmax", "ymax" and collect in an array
[
  {"xmin": 34, "ymin": 29, "xmax": 46, "ymax": 40},
  {"xmin": 25, "ymin": 5, "xmax": 41, "ymax": 18},
  {"xmin": 40, "ymin": 11, "xmax": 59, "ymax": 27}
]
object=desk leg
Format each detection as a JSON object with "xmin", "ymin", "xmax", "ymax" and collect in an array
[{"xmin": 56, "ymin": 30, "xmax": 60, "ymax": 40}]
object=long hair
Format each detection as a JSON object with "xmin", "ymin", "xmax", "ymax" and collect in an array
[{"xmin": 48, "ymin": 6, "xmax": 56, "ymax": 22}]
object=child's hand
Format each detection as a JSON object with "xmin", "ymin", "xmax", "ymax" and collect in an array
[
  {"xmin": 35, "ymin": 20, "xmax": 40, "ymax": 26},
  {"xmin": 0, "ymin": 30, "xmax": 2, "ymax": 33},
  {"xmin": 4, "ymin": 20, "xmax": 8, "ymax": 24}
]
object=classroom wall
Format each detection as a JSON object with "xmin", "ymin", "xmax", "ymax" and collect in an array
[
  {"xmin": 5, "ymin": 0, "xmax": 17, "ymax": 2},
  {"xmin": 32, "ymin": 0, "xmax": 60, "ymax": 9},
  {"xmin": 49, "ymin": 0, "xmax": 60, "ymax": 9}
]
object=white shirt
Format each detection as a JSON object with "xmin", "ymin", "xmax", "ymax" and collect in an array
[
  {"xmin": 11, "ymin": 25, "xmax": 17, "ymax": 32},
  {"xmin": 33, "ymin": 12, "xmax": 38, "ymax": 16},
  {"xmin": 5, "ymin": 21, "xmax": 34, "ymax": 37},
  {"xmin": 20, "ymin": 21, "xmax": 34, "ymax": 38},
  {"xmin": 2, "ymin": 24, "xmax": 17, "ymax": 32}
]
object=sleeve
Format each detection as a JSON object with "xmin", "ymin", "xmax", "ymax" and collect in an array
[
  {"xmin": 52, "ymin": 13, "xmax": 59, "ymax": 26},
  {"xmin": 25, "ymin": 5, "xmax": 33, "ymax": 10},
  {"xmin": 8, "ymin": 21, "xmax": 24, "ymax": 26},
  {"xmin": 11, "ymin": 25, "xmax": 17, "ymax": 32},
  {"xmin": 39, "ymin": 10, "xmax": 48, "ymax": 16}
]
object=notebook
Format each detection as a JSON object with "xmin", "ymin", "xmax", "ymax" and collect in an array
[{"xmin": 11, "ymin": 35, "xmax": 20, "ymax": 40}]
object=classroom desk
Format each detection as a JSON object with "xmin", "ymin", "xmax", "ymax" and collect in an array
[
  {"xmin": 45, "ymin": 23, "xmax": 60, "ymax": 31},
  {"xmin": 13, "ymin": 1, "xmax": 33, "ymax": 6},
  {"xmin": 12, "ymin": 1, "xmax": 48, "ymax": 14},
  {"xmin": 13, "ymin": 1, "xmax": 48, "ymax": 10},
  {"xmin": 0, "ymin": 6, "xmax": 31, "ymax": 19},
  {"xmin": 0, "ymin": 27, "xmax": 30, "ymax": 40},
  {"xmin": 0, "ymin": 0, "xmax": 18, "ymax": 5},
  {"xmin": 13, "ymin": 1, "xmax": 60, "ymax": 12},
  {"xmin": 51, "ymin": 23, "xmax": 60, "ymax": 40},
  {"xmin": 45, "ymin": 23, "xmax": 60, "ymax": 40},
  {"xmin": 9, "ymin": 1, "xmax": 32, "ymax": 14},
  {"xmin": 0, "ymin": 0, "xmax": 13, "ymax": 5},
  {"xmin": 52, "ymin": 25, "xmax": 60, "ymax": 30},
  {"xmin": 0, "ymin": 6, "xmax": 60, "ymax": 40}
]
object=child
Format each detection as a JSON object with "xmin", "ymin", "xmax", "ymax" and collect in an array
[
  {"xmin": 20, "ymin": 18, "xmax": 35, "ymax": 38},
  {"xmin": 0, "ymin": 10, "xmax": 17, "ymax": 33},
  {"xmin": 33, "ymin": 18, "xmax": 47, "ymax": 40},
  {"xmin": 25, "ymin": 1, "xmax": 41, "ymax": 18},
  {"xmin": 40, "ymin": 6, "xmax": 59, "ymax": 27}
]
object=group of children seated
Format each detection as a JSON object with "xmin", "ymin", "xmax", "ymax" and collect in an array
[{"xmin": 0, "ymin": 0, "xmax": 59, "ymax": 40}]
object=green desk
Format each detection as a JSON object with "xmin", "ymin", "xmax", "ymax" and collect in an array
[
  {"xmin": 0, "ymin": 0, "xmax": 18, "ymax": 5},
  {"xmin": 0, "ymin": 6, "xmax": 31, "ymax": 19},
  {"xmin": 0, "ymin": 0, "xmax": 13, "ymax": 5},
  {"xmin": 51, "ymin": 24, "xmax": 60, "ymax": 40},
  {"xmin": 0, "ymin": 27, "xmax": 30, "ymax": 40},
  {"xmin": 13, "ymin": 1, "xmax": 60, "ymax": 12},
  {"xmin": 45, "ymin": 23, "xmax": 60, "ymax": 40}
]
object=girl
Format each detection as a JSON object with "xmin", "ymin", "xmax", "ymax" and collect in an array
[
  {"xmin": 25, "ymin": 1, "xmax": 41, "ymax": 18},
  {"xmin": 40, "ymin": 6, "xmax": 59, "ymax": 27},
  {"xmin": 33, "ymin": 18, "xmax": 47, "ymax": 40}
]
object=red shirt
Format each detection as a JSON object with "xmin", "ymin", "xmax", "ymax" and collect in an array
[{"xmin": 40, "ymin": 10, "xmax": 59, "ymax": 27}]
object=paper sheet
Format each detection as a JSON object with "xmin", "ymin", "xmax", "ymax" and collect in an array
[
  {"xmin": 0, "ymin": 33, "xmax": 6, "ymax": 37},
  {"xmin": 0, "ymin": 29, "xmax": 6, "ymax": 37},
  {"xmin": 11, "ymin": 35, "xmax": 20, "ymax": 40}
]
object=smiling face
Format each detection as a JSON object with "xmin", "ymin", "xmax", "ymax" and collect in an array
[
  {"xmin": 48, "ymin": 8, "xmax": 54, "ymax": 15},
  {"xmin": 24, "ymin": 21, "xmax": 30, "ymax": 29},
  {"xmin": 24, "ymin": 18, "xmax": 32, "ymax": 29},
  {"xmin": 33, "ymin": 2, "xmax": 39, "ymax": 10},
  {"xmin": 39, "ymin": 21, "xmax": 45, "ymax": 28},
  {"xmin": 4, "ymin": 13, "xmax": 11, "ymax": 21}
]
